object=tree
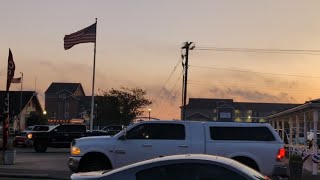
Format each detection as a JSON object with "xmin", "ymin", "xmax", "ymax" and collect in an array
[
  {"xmin": 26, "ymin": 111, "xmax": 48, "ymax": 126},
  {"xmin": 95, "ymin": 87, "xmax": 152, "ymax": 125}
]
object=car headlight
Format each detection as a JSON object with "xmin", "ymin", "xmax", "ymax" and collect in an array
[
  {"xmin": 27, "ymin": 133, "xmax": 32, "ymax": 139},
  {"xmin": 71, "ymin": 146, "xmax": 81, "ymax": 155}
]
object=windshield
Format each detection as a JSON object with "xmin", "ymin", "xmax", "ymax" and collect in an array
[
  {"xmin": 25, "ymin": 126, "xmax": 34, "ymax": 131},
  {"xmin": 33, "ymin": 126, "xmax": 50, "ymax": 131}
]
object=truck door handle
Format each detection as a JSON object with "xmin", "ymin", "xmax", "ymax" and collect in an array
[
  {"xmin": 179, "ymin": 145, "xmax": 189, "ymax": 148},
  {"xmin": 114, "ymin": 149, "xmax": 126, "ymax": 154},
  {"xmin": 142, "ymin": 144, "xmax": 152, "ymax": 147}
]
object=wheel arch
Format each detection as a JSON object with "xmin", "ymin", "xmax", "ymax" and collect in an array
[
  {"xmin": 79, "ymin": 151, "xmax": 113, "ymax": 170},
  {"xmin": 231, "ymin": 155, "xmax": 260, "ymax": 171}
]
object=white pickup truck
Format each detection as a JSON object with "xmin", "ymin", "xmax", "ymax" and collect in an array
[{"xmin": 68, "ymin": 120, "xmax": 288, "ymax": 177}]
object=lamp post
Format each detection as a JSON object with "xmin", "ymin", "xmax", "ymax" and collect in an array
[{"xmin": 148, "ymin": 108, "xmax": 151, "ymax": 121}]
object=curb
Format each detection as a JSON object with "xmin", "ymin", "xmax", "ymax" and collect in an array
[
  {"xmin": 0, "ymin": 171, "xmax": 70, "ymax": 180},
  {"xmin": 0, "ymin": 172, "xmax": 49, "ymax": 179},
  {"xmin": 0, "ymin": 172, "xmax": 70, "ymax": 179}
]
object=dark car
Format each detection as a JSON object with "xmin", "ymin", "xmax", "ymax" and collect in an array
[
  {"xmin": 28, "ymin": 124, "xmax": 111, "ymax": 152},
  {"xmin": 101, "ymin": 125, "xmax": 124, "ymax": 136},
  {"xmin": 13, "ymin": 132, "xmax": 30, "ymax": 147},
  {"xmin": 14, "ymin": 125, "xmax": 54, "ymax": 147}
]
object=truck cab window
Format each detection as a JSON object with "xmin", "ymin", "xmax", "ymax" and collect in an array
[{"xmin": 126, "ymin": 124, "xmax": 185, "ymax": 140}]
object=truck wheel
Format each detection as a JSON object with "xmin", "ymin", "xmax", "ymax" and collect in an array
[
  {"xmin": 80, "ymin": 153, "xmax": 112, "ymax": 172},
  {"xmin": 33, "ymin": 142, "xmax": 47, "ymax": 152}
]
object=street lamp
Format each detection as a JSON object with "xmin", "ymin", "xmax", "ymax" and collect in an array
[
  {"xmin": 43, "ymin": 110, "xmax": 47, "ymax": 115},
  {"xmin": 148, "ymin": 108, "xmax": 151, "ymax": 121}
]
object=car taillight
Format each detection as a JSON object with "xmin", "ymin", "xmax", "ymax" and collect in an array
[{"xmin": 277, "ymin": 148, "xmax": 286, "ymax": 161}]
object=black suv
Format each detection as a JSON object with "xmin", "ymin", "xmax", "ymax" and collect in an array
[{"xmin": 28, "ymin": 124, "xmax": 109, "ymax": 152}]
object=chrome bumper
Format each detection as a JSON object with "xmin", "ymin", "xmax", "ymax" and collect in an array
[
  {"xmin": 273, "ymin": 165, "xmax": 289, "ymax": 177},
  {"xmin": 68, "ymin": 156, "xmax": 82, "ymax": 172}
]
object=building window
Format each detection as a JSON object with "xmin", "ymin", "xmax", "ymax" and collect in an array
[
  {"xmin": 59, "ymin": 93, "xmax": 66, "ymax": 99},
  {"xmin": 65, "ymin": 112, "xmax": 69, "ymax": 119}
]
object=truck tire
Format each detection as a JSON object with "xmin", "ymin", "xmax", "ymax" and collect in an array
[
  {"xmin": 79, "ymin": 152, "xmax": 112, "ymax": 172},
  {"xmin": 233, "ymin": 156, "xmax": 259, "ymax": 171},
  {"xmin": 33, "ymin": 142, "xmax": 47, "ymax": 152}
]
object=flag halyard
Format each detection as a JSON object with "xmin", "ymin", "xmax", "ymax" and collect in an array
[{"xmin": 64, "ymin": 23, "xmax": 96, "ymax": 50}]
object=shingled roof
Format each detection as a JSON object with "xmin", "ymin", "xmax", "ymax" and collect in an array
[
  {"xmin": 0, "ymin": 91, "xmax": 42, "ymax": 117},
  {"xmin": 45, "ymin": 82, "xmax": 83, "ymax": 94},
  {"xmin": 186, "ymin": 98, "xmax": 301, "ymax": 112}
]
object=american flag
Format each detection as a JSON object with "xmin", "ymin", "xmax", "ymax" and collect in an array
[
  {"xmin": 11, "ymin": 77, "xmax": 21, "ymax": 83},
  {"xmin": 64, "ymin": 23, "xmax": 96, "ymax": 50}
]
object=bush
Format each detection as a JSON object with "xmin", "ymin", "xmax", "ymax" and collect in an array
[{"xmin": 289, "ymin": 153, "xmax": 303, "ymax": 162}]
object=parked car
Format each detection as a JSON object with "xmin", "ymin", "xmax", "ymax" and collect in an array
[
  {"xmin": 71, "ymin": 154, "xmax": 271, "ymax": 180},
  {"xmin": 23, "ymin": 125, "xmax": 55, "ymax": 134},
  {"xmin": 13, "ymin": 132, "xmax": 30, "ymax": 147},
  {"xmin": 13, "ymin": 125, "xmax": 55, "ymax": 147},
  {"xmin": 101, "ymin": 125, "xmax": 124, "ymax": 136},
  {"xmin": 69, "ymin": 121, "xmax": 287, "ymax": 177},
  {"xmin": 28, "ymin": 124, "xmax": 112, "ymax": 152}
]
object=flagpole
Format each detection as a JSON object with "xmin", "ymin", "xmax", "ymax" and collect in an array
[
  {"xmin": 90, "ymin": 18, "xmax": 97, "ymax": 132},
  {"xmin": 19, "ymin": 72, "xmax": 23, "ymax": 132}
]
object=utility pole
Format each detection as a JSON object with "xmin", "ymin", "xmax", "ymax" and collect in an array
[{"xmin": 181, "ymin": 42, "xmax": 195, "ymax": 120}]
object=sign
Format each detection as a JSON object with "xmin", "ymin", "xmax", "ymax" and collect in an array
[{"xmin": 220, "ymin": 112, "xmax": 231, "ymax": 118}]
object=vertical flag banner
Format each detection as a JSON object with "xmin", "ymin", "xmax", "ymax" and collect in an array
[
  {"xmin": 6, "ymin": 49, "xmax": 16, "ymax": 91},
  {"xmin": 64, "ymin": 23, "xmax": 96, "ymax": 50},
  {"xmin": 3, "ymin": 49, "xmax": 16, "ymax": 152}
]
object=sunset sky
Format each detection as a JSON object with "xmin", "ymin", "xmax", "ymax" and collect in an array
[{"xmin": 2, "ymin": 1, "xmax": 320, "ymax": 119}]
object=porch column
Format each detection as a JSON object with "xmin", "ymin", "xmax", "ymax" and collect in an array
[
  {"xmin": 281, "ymin": 120, "xmax": 285, "ymax": 141},
  {"xmin": 304, "ymin": 113, "xmax": 307, "ymax": 147},
  {"xmin": 296, "ymin": 114, "xmax": 300, "ymax": 144},
  {"xmin": 271, "ymin": 120, "xmax": 275, "ymax": 129},
  {"xmin": 312, "ymin": 110, "xmax": 318, "ymax": 175},
  {"xmin": 289, "ymin": 117, "xmax": 293, "ymax": 146},
  {"xmin": 276, "ymin": 120, "xmax": 280, "ymax": 133}
]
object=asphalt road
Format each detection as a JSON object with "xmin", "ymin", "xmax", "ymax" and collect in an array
[{"xmin": 0, "ymin": 147, "xmax": 72, "ymax": 179}]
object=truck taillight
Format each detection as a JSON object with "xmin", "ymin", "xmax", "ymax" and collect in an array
[{"xmin": 277, "ymin": 148, "xmax": 286, "ymax": 160}]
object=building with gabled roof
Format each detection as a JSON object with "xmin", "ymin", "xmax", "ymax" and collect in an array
[
  {"xmin": 45, "ymin": 82, "xmax": 85, "ymax": 120},
  {"xmin": 0, "ymin": 91, "xmax": 43, "ymax": 131},
  {"xmin": 183, "ymin": 98, "xmax": 301, "ymax": 122}
]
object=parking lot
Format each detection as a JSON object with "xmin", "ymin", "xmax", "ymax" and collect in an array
[{"xmin": 0, "ymin": 147, "xmax": 72, "ymax": 179}]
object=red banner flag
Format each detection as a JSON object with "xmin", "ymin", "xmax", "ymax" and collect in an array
[{"xmin": 6, "ymin": 49, "xmax": 16, "ymax": 91}]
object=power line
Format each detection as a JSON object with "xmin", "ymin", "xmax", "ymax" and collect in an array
[
  {"xmin": 153, "ymin": 54, "xmax": 183, "ymax": 116},
  {"xmin": 189, "ymin": 65, "xmax": 320, "ymax": 79},
  {"xmin": 163, "ymin": 58, "xmax": 183, "ymax": 87},
  {"xmin": 154, "ymin": 56, "xmax": 182, "ymax": 101},
  {"xmin": 194, "ymin": 47, "xmax": 320, "ymax": 55},
  {"xmin": 169, "ymin": 71, "xmax": 183, "ymax": 97}
]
